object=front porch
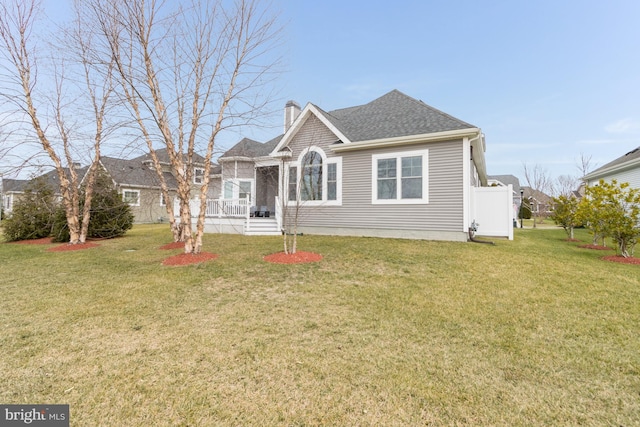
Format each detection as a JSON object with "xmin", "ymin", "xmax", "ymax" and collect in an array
[{"xmin": 187, "ymin": 197, "xmax": 282, "ymax": 236}]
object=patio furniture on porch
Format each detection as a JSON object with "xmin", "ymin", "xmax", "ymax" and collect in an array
[{"xmin": 256, "ymin": 206, "xmax": 270, "ymax": 217}]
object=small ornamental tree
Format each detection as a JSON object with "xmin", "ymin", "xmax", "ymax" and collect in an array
[
  {"xmin": 578, "ymin": 183, "xmax": 609, "ymax": 246},
  {"xmin": 600, "ymin": 180, "xmax": 640, "ymax": 257},
  {"xmin": 580, "ymin": 179, "xmax": 640, "ymax": 257},
  {"xmin": 549, "ymin": 194, "xmax": 581, "ymax": 239},
  {"xmin": 2, "ymin": 176, "xmax": 58, "ymax": 241}
]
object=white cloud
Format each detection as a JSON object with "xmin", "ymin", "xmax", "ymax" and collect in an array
[
  {"xmin": 577, "ymin": 138, "xmax": 619, "ymax": 145},
  {"xmin": 605, "ymin": 118, "xmax": 640, "ymax": 134}
]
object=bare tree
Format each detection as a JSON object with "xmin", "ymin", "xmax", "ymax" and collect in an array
[
  {"xmin": 90, "ymin": 0, "xmax": 282, "ymax": 253},
  {"xmin": 0, "ymin": 0, "xmax": 114, "ymax": 243},
  {"xmin": 552, "ymin": 174, "xmax": 578, "ymax": 198},
  {"xmin": 576, "ymin": 152, "xmax": 595, "ymax": 178},
  {"xmin": 522, "ymin": 163, "xmax": 551, "ymax": 228}
]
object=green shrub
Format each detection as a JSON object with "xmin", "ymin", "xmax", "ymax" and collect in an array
[
  {"xmin": 518, "ymin": 197, "xmax": 532, "ymax": 220},
  {"xmin": 51, "ymin": 171, "xmax": 134, "ymax": 242},
  {"xmin": 2, "ymin": 177, "xmax": 57, "ymax": 241}
]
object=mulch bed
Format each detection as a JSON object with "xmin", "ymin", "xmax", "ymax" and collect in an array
[
  {"xmin": 162, "ymin": 252, "xmax": 218, "ymax": 266},
  {"xmin": 602, "ymin": 255, "xmax": 640, "ymax": 265},
  {"xmin": 579, "ymin": 244, "xmax": 613, "ymax": 250},
  {"xmin": 159, "ymin": 241, "xmax": 185, "ymax": 250},
  {"xmin": 263, "ymin": 251, "xmax": 323, "ymax": 264},
  {"xmin": 10, "ymin": 237, "xmax": 54, "ymax": 245},
  {"xmin": 47, "ymin": 242, "xmax": 99, "ymax": 252}
]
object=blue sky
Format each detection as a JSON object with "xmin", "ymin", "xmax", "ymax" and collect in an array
[
  {"xmin": 266, "ymin": 0, "xmax": 640, "ymax": 184},
  {"xmin": 17, "ymin": 0, "xmax": 640, "ymax": 185}
]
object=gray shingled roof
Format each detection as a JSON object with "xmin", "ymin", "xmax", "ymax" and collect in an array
[
  {"xmin": 3, "ymin": 167, "xmax": 89, "ymax": 194},
  {"xmin": 42, "ymin": 167, "xmax": 90, "ymax": 193},
  {"xmin": 2, "ymin": 178, "xmax": 29, "ymax": 193},
  {"xmin": 488, "ymin": 174, "xmax": 521, "ymax": 193},
  {"xmin": 101, "ymin": 156, "xmax": 177, "ymax": 189},
  {"xmin": 132, "ymin": 148, "xmax": 207, "ymax": 165},
  {"xmin": 221, "ymin": 135, "xmax": 283, "ymax": 159},
  {"xmin": 585, "ymin": 146, "xmax": 640, "ymax": 177},
  {"xmin": 220, "ymin": 90, "xmax": 477, "ymax": 159},
  {"xmin": 320, "ymin": 89, "xmax": 476, "ymax": 142}
]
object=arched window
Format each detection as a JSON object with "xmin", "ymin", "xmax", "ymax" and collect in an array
[
  {"xmin": 301, "ymin": 151, "xmax": 323, "ymax": 201},
  {"xmin": 287, "ymin": 147, "xmax": 341, "ymax": 205}
]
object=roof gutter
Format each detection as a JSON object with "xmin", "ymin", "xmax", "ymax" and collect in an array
[
  {"xmin": 218, "ymin": 156, "xmax": 254, "ymax": 162},
  {"xmin": 468, "ymin": 132, "xmax": 488, "ymax": 186},
  {"xmin": 582, "ymin": 157, "xmax": 640, "ymax": 182},
  {"xmin": 329, "ymin": 128, "xmax": 482, "ymax": 153}
]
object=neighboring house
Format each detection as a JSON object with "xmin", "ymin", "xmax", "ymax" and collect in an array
[
  {"xmin": 1, "ymin": 166, "xmax": 87, "ymax": 216},
  {"xmin": 99, "ymin": 149, "xmax": 213, "ymax": 223},
  {"xmin": 522, "ymin": 186, "xmax": 552, "ymax": 216},
  {"xmin": 582, "ymin": 146, "xmax": 640, "ymax": 189},
  {"xmin": 488, "ymin": 174, "xmax": 522, "ymax": 221},
  {"xmin": 2, "ymin": 178, "xmax": 29, "ymax": 215},
  {"xmin": 572, "ymin": 182, "xmax": 585, "ymax": 199},
  {"xmin": 205, "ymin": 89, "xmax": 499, "ymax": 241},
  {"xmin": 1, "ymin": 152, "xmax": 209, "ymax": 224}
]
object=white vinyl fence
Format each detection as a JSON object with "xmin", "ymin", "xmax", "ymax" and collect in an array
[{"xmin": 472, "ymin": 184, "xmax": 514, "ymax": 240}]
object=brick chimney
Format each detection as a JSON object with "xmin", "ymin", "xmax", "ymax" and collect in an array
[{"xmin": 284, "ymin": 100, "xmax": 301, "ymax": 133}]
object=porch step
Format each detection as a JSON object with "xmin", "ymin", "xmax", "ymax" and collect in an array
[{"xmin": 245, "ymin": 218, "xmax": 281, "ymax": 236}]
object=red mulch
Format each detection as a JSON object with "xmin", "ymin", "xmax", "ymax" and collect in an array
[
  {"xmin": 47, "ymin": 242, "xmax": 99, "ymax": 252},
  {"xmin": 162, "ymin": 252, "xmax": 218, "ymax": 266},
  {"xmin": 579, "ymin": 244, "xmax": 613, "ymax": 250},
  {"xmin": 263, "ymin": 251, "xmax": 323, "ymax": 264},
  {"xmin": 565, "ymin": 238, "xmax": 581, "ymax": 242},
  {"xmin": 10, "ymin": 237, "xmax": 54, "ymax": 245},
  {"xmin": 159, "ymin": 241, "xmax": 185, "ymax": 250},
  {"xmin": 602, "ymin": 255, "xmax": 640, "ymax": 265}
]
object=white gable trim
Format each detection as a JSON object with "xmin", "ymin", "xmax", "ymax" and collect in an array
[
  {"xmin": 270, "ymin": 103, "xmax": 352, "ymax": 156},
  {"xmin": 583, "ymin": 156, "xmax": 640, "ymax": 182},
  {"xmin": 330, "ymin": 128, "xmax": 481, "ymax": 152}
]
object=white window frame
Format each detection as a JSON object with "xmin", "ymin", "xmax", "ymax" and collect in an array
[
  {"xmin": 222, "ymin": 178, "xmax": 254, "ymax": 204},
  {"xmin": 371, "ymin": 149, "xmax": 429, "ymax": 205},
  {"xmin": 160, "ymin": 192, "xmax": 167, "ymax": 206},
  {"xmin": 286, "ymin": 146, "xmax": 342, "ymax": 206},
  {"xmin": 123, "ymin": 189, "xmax": 140, "ymax": 206},
  {"xmin": 194, "ymin": 167, "xmax": 205, "ymax": 184}
]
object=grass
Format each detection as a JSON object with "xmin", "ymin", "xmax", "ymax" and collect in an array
[{"xmin": 1, "ymin": 224, "xmax": 638, "ymax": 426}]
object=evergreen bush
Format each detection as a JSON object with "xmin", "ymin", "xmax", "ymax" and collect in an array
[
  {"xmin": 52, "ymin": 171, "xmax": 134, "ymax": 242},
  {"xmin": 2, "ymin": 177, "xmax": 57, "ymax": 241}
]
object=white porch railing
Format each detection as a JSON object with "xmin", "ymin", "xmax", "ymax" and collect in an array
[{"xmin": 205, "ymin": 198, "xmax": 250, "ymax": 217}]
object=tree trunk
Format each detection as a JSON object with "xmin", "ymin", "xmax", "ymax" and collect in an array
[{"xmin": 79, "ymin": 160, "xmax": 100, "ymax": 243}]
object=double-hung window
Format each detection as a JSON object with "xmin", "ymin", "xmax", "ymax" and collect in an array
[
  {"xmin": 372, "ymin": 150, "xmax": 428, "ymax": 204},
  {"xmin": 123, "ymin": 189, "xmax": 140, "ymax": 206},
  {"xmin": 194, "ymin": 168, "xmax": 205, "ymax": 184},
  {"xmin": 223, "ymin": 179, "xmax": 253, "ymax": 203}
]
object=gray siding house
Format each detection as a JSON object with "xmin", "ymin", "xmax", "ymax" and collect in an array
[
  {"xmin": 208, "ymin": 90, "xmax": 489, "ymax": 241},
  {"xmin": 100, "ymin": 149, "xmax": 213, "ymax": 223},
  {"xmin": 582, "ymin": 146, "xmax": 640, "ymax": 189}
]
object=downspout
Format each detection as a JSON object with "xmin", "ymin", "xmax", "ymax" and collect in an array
[
  {"xmin": 467, "ymin": 131, "xmax": 493, "ymax": 244},
  {"xmin": 468, "ymin": 221, "xmax": 495, "ymax": 245}
]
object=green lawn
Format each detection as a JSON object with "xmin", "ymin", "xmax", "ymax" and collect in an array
[{"xmin": 1, "ymin": 225, "xmax": 638, "ymax": 426}]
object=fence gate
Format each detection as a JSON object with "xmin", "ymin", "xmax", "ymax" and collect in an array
[{"xmin": 472, "ymin": 185, "xmax": 514, "ymax": 240}]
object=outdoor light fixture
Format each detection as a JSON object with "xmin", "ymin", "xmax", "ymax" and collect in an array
[{"xmin": 520, "ymin": 189, "xmax": 524, "ymax": 228}]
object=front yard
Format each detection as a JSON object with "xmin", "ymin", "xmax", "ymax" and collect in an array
[{"xmin": 1, "ymin": 225, "xmax": 638, "ymax": 425}]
